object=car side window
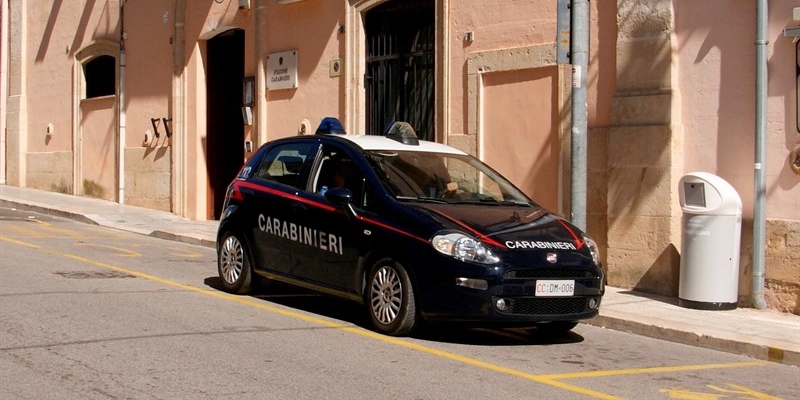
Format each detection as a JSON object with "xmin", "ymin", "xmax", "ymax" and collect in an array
[
  {"xmin": 253, "ymin": 143, "xmax": 316, "ymax": 189},
  {"xmin": 312, "ymin": 144, "xmax": 368, "ymax": 208}
]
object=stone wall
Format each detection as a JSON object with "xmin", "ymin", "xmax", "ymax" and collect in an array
[
  {"xmin": 26, "ymin": 152, "xmax": 73, "ymax": 194},
  {"xmin": 607, "ymin": 0, "xmax": 682, "ymax": 296},
  {"xmin": 124, "ymin": 146, "xmax": 171, "ymax": 212},
  {"xmin": 738, "ymin": 219, "xmax": 800, "ymax": 314}
]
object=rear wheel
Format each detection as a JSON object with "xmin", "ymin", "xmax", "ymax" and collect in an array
[
  {"xmin": 218, "ymin": 232, "xmax": 253, "ymax": 294},
  {"xmin": 366, "ymin": 259, "xmax": 418, "ymax": 336}
]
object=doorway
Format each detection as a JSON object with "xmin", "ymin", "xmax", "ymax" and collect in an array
[
  {"xmin": 206, "ymin": 29, "xmax": 245, "ymax": 220},
  {"xmin": 364, "ymin": 0, "xmax": 435, "ymax": 140}
]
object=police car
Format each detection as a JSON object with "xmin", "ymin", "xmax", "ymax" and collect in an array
[{"xmin": 216, "ymin": 118, "xmax": 604, "ymax": 336}]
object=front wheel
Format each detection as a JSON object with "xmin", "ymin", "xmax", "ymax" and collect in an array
[
  {"xmin": 366, "ymin": 259, "xmax": 418, "ymax": 336},
  {"xmin": 218, "ymin": 231, "xmax": 254, "ymax": 294}
]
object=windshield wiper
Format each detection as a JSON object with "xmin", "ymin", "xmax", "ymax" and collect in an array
[
  {"xmin": 450, "ymin": 197, "xmax": 531, "ymax": 206},
  {"xmin": 396, "ymin": 196, "xmax": 448, "ymax": 204}
]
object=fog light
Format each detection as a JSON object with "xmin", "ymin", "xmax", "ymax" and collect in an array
[
  {"xmin": 455, "ymin": 277, "xmax": 488, "ymax": 290},
  {"xmin": 495, "ymin": 298, "xmax": 507, "ymax": 311},
  {"xmin": 588, "ymin": 298, "xmax": 598, "ymax": 310}
]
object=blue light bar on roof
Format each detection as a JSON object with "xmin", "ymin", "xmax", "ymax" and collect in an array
[{"xmin": 315, "ymin": 117, "xmax": 346, "ymax": 135}]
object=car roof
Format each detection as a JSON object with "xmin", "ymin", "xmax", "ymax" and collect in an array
[{"xmin": 324, "ymin": 134, "xmax": 468, "ymax": 155}]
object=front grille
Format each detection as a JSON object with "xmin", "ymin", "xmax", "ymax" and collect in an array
[
  {"xmin": 504, "ymin": 269, "xmax": 595, "ymax": 279},
  {"xmin": 496, "ymin": 296, "xmax": 592, "ymax": 316}
]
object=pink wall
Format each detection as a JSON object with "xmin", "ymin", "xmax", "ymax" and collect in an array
[
  {"xmin": 25, "ymin": 1, "xmax": 117, "ymax": 153},
  {"xmin": 450, "ymin": 0, "xmax": 557, "ymax": 136},
  {"xmin": 675, "ymin": 0, "xmax": 799, "ymax": 219},
  {"xmin": 264, "ymin": 1, "xmax": 345, "ymax": 139},
  {"xmin": 483, "ymin": 67, "xmax": 560, "ymax": 213},
  {"xmin": 80, "ymin": 97, "xmax": 116, "ymax": 201},
  {"xmin": 122, "ymin": 2, "xmax": 176, "ymax": 148}
]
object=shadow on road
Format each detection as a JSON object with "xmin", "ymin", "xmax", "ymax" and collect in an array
[{"xmin": 204, "ymin": 276, "xmax": 584, "ymax": 347}]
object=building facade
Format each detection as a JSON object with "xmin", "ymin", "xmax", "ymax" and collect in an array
[{"xmin": 1, "ymin": 0, "xmax": 798, "ymax": 313}]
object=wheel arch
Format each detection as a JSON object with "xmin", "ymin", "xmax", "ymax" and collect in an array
[{"xmin": 359, "ymin": 246, "xmax": 422, "ymax": 302}]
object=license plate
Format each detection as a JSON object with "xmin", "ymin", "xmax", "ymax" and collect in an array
[{"xmin": 535, "ymin": 280, "xmax": 575, "ymax": 297}]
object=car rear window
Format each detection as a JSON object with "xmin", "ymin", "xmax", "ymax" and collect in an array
[{"xmin": 253, "ymin": 143, "xmax": 316, "ymax": 189}]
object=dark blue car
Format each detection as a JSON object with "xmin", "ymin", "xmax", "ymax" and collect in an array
[{"xmin": 216, "ymin": 119, "xmax": 604, "ymax": 336}]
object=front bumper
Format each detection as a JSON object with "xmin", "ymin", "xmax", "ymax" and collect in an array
[{"xmin": 417, "ymin": 261, "xmax": 605, "ymax": 324}]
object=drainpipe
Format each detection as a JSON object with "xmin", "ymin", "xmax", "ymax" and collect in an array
[
  {"xmin": 752, "ymin": 0, "xmax": 768, "ymax": 309},
  {"xmin": 172, "ymin": 0, "xmax": 186, "ymax": 217},
  {"xmin": 570, "ymin": 0, "xmax": 589, "ymax": 230},
  {"xmin": 1, "ymin": 0, "xmax": 8, "ymax": 185},
  {"xmin": 256, "ymin": 0, "xmax": 267, "ymax": 146},
  {"xmin": 118, "ymin": 0, "xmax": 127, "ymax": 204}
]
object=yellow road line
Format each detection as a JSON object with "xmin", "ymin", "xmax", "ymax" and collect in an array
[
  {"xmin": 20, "ymin": 217, "xmax": 94, "ymax": 238},
  {"xmin": 0, "ymin": 224, "xmax": 47, "ymax": 238},
  {"xmin": 0, "ymin": 235, "xmax": 42, "ymax": 248},
  {"xmin": 59, "ymin": 251, "xmax": 622, "ymax": 399},
  {"xmin": 1, "ymin": 233, "xmax": 777, "ymax": 400},
  {"xmin": 73, "ymin": 243, "xmax": 141, "ymax": 258},
  {"xmin": 541, "ymin": 360, "xmax": 770, "ymax": 380}
]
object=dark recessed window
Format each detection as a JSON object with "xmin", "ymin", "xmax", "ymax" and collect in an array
[{"xmin": 85, "ymin": 55, "xmax": 115, "ymax": 98}]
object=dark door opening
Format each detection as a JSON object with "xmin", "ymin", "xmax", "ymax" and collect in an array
[
  {"xmin": 206, "ymin": 29, "xmax": 245, "ymax": 220},
  {"xmin": 365, "ymin": 0, "xmax": 435, "ymax": 140}
]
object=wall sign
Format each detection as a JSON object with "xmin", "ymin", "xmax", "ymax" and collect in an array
[{"xmin": 267, "ymin": 50, "xmax": 298, "ymax": 90}]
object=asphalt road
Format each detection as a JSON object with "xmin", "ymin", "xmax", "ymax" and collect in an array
[{"xmin": 1, "ymin": 207, "xmax": 798, "ymax": 400}]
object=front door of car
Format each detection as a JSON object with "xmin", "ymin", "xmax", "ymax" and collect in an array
[
  {"xmin": 289, "ymin": 144, "xmax": 368, "ymax": 292},
  {"xmin": 248, "ymin": 142, "xmax": 316, "ymax": 277}
]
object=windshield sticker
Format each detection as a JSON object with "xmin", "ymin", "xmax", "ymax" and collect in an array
[
  {"xmin": 258, "ymin": 214, "xmax": 343, "ymax": 255},
  {"xmin": 505, "ymin": 241, "xmax": 577, "ymax": 250}
]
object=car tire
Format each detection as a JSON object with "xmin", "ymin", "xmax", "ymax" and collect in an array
[
  {"xmin": 366, "ymin": 259, "xmax": 418, "ymax": 336},
  {"xmin": 535, "ymin": 321, "xmax": 578, "ymax": 335},
  {"xmin": 218, "ymin": 231, "xmax": 253, "ymax": 294}
]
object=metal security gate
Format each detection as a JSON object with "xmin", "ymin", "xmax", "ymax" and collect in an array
[{"xmin": 365, "ymin": 0, "xmax": 434, "ymax": 141}]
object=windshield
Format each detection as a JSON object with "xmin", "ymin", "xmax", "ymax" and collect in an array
[{"xmin": 364, "ymin": 150, "xmax": 536, "ymax": 206}]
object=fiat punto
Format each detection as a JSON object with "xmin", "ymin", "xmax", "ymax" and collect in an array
[{"xmin": 216, "ymin": 119, "xmax": 604, "ymax": 336}]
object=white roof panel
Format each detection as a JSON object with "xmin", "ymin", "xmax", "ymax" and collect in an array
[{"xmin": 333, "ymin": 134, "xmax": 467, "ymax": 155}]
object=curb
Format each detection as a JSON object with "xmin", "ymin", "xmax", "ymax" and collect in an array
[
  {"xmin": 150, "ymin": 230, "xmax": 216, "ymax": 249},
  {"xmin": 585, "ymin": 315, "xmax": 800, "ymax": 367},
  {"xmin": 0, "ymin": 199, "xmax": 98, "ymax": 226}
]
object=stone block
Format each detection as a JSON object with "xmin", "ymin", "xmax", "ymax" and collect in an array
[
  {"xmin": 608, "ymin": 215, "xmax": 661, "ymax": 251},
  {"xmin": 615, "ymin": 39, "xmax": 673, "ymax": 92},
  {"xmin": 607, "ymin": 166, "xmax": 675, "ymax": 217},
  {"xmin": 606, "ymin": 244, "xmax": 680, "ymax": 296},
  {"xmin": 447, "ymin": 134, "xmax": 477, "ymax": 155},
  {"xmin": 26, "ymin": 152, "xmax": 73, "ymax": 194},
  {"xmin": 608, "ymin": 125, "xmax": 673, "ymax": 167},
  {"xmin": 612, "ymin": 92, "xmax": 673, "ymax": 127}
]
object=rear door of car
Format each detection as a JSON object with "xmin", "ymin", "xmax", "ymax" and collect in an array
[{"xmin": 246, "ymin": 140, "xmax": 318, "ymax": 276}]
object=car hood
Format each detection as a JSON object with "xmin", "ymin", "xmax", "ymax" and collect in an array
[{"xmin": 406, "ymin": 203, "xmax": 588, "ymax": 252}]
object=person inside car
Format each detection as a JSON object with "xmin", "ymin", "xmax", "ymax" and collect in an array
[{"xmin": 318, "ymin": 155, "xmax": 359, "ymax": 196}]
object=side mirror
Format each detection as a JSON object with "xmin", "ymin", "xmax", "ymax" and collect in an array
[
  {"xmin": 324, "ymin": 188, "xmax": 357, "ymax": 217},
  {"xmin": 324, "ymin": 187, "xmax": 352, "ymax": 204}
]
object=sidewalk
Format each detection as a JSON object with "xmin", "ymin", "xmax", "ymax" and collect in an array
[{"xmin": 1, "ymin": 185, "xmax": 798, "ymax": 367}]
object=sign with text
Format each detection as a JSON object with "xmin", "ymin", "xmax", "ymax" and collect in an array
[{"xmin": 267, "ymin": 50, "xmax": 298, "ymax": 90}]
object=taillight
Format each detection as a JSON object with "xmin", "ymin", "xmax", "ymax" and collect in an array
[{"xmin": 228, "ymin": 182, "xmax": 245, "ymax": 202}]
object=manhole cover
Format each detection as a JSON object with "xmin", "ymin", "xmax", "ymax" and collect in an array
[{"xmin": 54, "ymin": 270, "xmax": 136, "ymax": 279}]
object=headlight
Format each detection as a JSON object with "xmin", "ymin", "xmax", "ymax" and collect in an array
[
  {"xmin": 584, "ymin": 235, "xmax": 600, "ymax": 266},
  {"xmin": 431, "ymin": 232, "xmax": 500, "ymax": 264}
]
